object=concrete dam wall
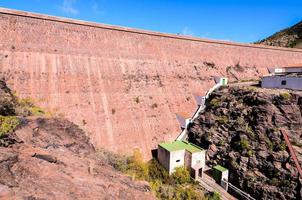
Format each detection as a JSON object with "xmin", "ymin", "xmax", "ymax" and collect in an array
[{"xmin": 1, "ymin": 8, "xmax": 302, "ymax": 158}]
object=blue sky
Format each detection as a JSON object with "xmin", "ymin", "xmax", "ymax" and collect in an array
[{"xmin": 1, "ymin": 0, "xmax": 301, "ymax": 43}]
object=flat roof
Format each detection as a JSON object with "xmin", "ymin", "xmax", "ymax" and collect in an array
[
  {"xmin": 159, "ymin": 140, "xmax": 203, "ymax": 153},
  {"xmin": 214, "ymin": 165, "xmax": 228, "ymax": 172}
]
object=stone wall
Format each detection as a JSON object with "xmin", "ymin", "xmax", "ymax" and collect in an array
[{"xmin": 1, "ymin": 8, "xmax": 302, "ymax": 158}]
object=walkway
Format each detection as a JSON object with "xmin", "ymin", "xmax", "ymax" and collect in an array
[{"xmin": 198, "ymin": 173, "xmax": 237, "ymax": 200}]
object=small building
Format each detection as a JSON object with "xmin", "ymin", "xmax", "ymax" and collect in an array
[
  {"xmin": 213, "ymin": 165, "xmax": 229, "ymax": 190},
  {"xmin": 157, "ymin": 140, "xmax": 206, "ymax": 179},
  {"xmin": 261, "ymin": 65, "xmax": 302, "ymax": 90}
]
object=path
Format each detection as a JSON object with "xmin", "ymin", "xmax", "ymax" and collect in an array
[{"xmin": 198, "ymin": 174, "xmax": 236, "ymax": 200}]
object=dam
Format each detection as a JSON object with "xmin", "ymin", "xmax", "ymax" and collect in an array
[{"xmin": 1, "ymin": 8, "xmax": 302, "ymax": 158}]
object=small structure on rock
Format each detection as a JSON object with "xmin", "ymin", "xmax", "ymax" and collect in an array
[
  {"xmin": 213, "ymin": 165, "xmax": 229, "ymax": 190},
  {"xmin": 157, "ymin": 140, "xmax": 206, "ymax": 179},
  {"xmin": 261, "ymin": 64, "xmax": 302, "ymax": 90}
]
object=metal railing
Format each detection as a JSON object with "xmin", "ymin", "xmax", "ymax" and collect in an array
[{"xmin": 222, "ymin": 180, "xmax": 256, "ymax": 200}]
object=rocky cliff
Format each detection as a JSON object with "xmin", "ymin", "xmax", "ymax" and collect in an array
[
  {"xmin": 0, "ymin": 80, "xmax": 154, "ymax": 200},
  {"xmin": 257, "ymin": 20, "xmax": 302, "ymax": 49},
  {"xmin": 188, "ymin": 85, "xmax": 302, "ymax": 200}
]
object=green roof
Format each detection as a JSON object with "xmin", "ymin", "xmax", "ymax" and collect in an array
[
  {"xmin": 213, "ymin": 165, "xmax": 228, "ymax": 172},
  {"xmin": 159, "ymin": 140, "xmax": 203, "ymax": 153}
]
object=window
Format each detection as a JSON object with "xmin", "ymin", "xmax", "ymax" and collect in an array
[
  {"xmin": 176, "ymin": 159, "xmax": 180, "ymax": 162},
  {"xmin": 281, "ymin": 80, "xmax": 287, "ymax": 85}
]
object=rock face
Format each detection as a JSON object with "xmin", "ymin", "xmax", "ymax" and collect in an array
[
  {"xmin": 1, "ymin": 9, "xmax": 302, "ymax": 158},
  {"xmin": 0, "ymin": 80, "xmax": 154, "ymax": 200},
  {"xmin": 257, "ymin": 20, "xmax": 302, "ymax": 49},
  {"xmin": 188, "ymin": 86, "xmax": 302, "ymax": 200}
]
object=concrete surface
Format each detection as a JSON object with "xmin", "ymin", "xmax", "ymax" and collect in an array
[{"xmin": 1, "ymin": 8, "xmax": 302, "ymax": 158}]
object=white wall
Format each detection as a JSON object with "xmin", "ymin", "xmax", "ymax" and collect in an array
[
  {"xmin": 262, "ymin": 76, "xmax": 302, "ymax": 90},
  {"xmin": 221, "ymin": 170, "xmax": 229, "ymax": 182},
  {"xmin": 191, "ymin": 151, "xmax": 206, "ymax": 169},
  {"xmin": 169, "ymin": 150, "xmax": 186, "ymax": 174}
]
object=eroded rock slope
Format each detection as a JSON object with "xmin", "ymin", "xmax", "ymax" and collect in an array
[{"xmin": 188, "ymin": 85, "xmax": 302, "ymax": 200}]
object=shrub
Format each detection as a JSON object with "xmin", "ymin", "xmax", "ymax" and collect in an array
[
  {"xmin": 216, "ymin": 115, "xmax": 228, "ymax": 124},
  {"xmin": 268, "ymin": 178, "xmax": 279, "ymax": 186},
  {"xmin": 29, "ymin": 106, "xmax": 45, "ymax": 116},
  {"xmin": 247, "ymin": 150, "xmax": 254, "ymax": 157},
  {"xmin": 16, "ymin": 97, "xmax": 45, "ymax": 116},
  {"xmin": 148, "ymin": 159, "xmax": 170, "ymax": 183},
  {"xmin": 111, "ymin": 108, "xmax": 116, "ymax": 114},
  {"xmin": 236, "ymin": 138, "xmax": 253, "ymax": 156},
  {"xmin": 280, "ymin": 92, "xmax": 291, "ymax": 101},
  {"xmin": 126, "ymin": 148, "xmax": 148, "ymax": 180},
  {"xmin": 206, "ymin": 191, "xmax": 221, "ymax": 200},
  {"xmin": 174, "ymin": 185, "xmax": 205, "ymax": 200},
  {"xmin": 209, "ymin": 98, "xmax": 221, "ymax": 108},
  {"xmin": 171, "ymin": 167, "xmax": 192, "ymax": 185},
  {"xmin": 275, "ymin": 141, "xmax": 287, "ymax": 151},
  {"xmin": 0, "ymin": 115, "xmax": 20, "ymax": 138}
]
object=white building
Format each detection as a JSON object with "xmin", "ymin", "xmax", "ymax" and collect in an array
[
  {"xmin": 157, "ymin": 140, "xmax": 206, "ymax": 179},
  {"xmin": 261, "ymin": 65, "xmax": 302, "ymax": 90}
]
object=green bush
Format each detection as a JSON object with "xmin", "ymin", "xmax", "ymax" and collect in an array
[
  {"xmin": 126, "ymin": 148, "xmax": 148, "ymax": 180},
  {"xmin": 274, "ymin": 141, "xmax": 287, "ymax": 151},
  {"xmin": 0, "ymin": 115, "xmax": 20, "ymax": 138},
  {"xmin": 216, "ymin": 115, "xmax": 229, "ymax": 124},
  {"xmin": 206, "ymin": 191, "xmax": 221, "ymax": 200},
  {"xmin": 16, "ymin": 97, "xmax": 45, "ymax": 116},
  {"xmin": 268, "ymin": 178, "xmax": 279, "ymax": 186},
  {"xmin": 29, "ymin": 106, "xmax": 45, "ymax": 116},
  {"xmin": 171, "ymin": 167, "xmax": 192, "ymax": 185},
  {"xmin": 280, "ymin": 92, "xmax": 291, "ymax": 101},
  {"xmin": 236, "ymin": 138, "xmax": 253, "ymax": 156},
  {"xmin": 209, "ymin": 98, "xmax": 221, "ymax": 108},
  {"xmin": 148, "ymin": 159, "xmax": 170, "ymax": 183}
]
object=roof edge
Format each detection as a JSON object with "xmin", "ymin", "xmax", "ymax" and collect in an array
[{"xmin": 1, "ymin": 7, "xmax": 302, "ymax": 53}]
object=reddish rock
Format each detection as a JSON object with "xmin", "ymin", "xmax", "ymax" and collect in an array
[
  {"xmin": 1, "ymin": 8, "xmax": 302, "ymax": 158},
  {"xmin": 0, "ymin": 118, "xmax": 155, "ymax": 200}
]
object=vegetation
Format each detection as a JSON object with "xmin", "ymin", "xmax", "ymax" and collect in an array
[
  {"xmin": 279, "ymin": 92, "xmax": 291, "ymax": 101},
  {"xmin": 206, "ymin": 192, "xmax": 221, "ymax": 200},
  {"xmin": 98, "ymin": 149, "xmax": 220, "ymax": 200},
  {"xmin": 16, "ymin": 97, "xmax": 45, "ymax": 116},
  {"xmin": 0, "ymin": 115, "xmax": 20, "ymax": 138},
  {"xmin": 216, "ymin": 115, "xmax": 229, "ymax": 124},
  {"xmin": 235, "ymin": 138, "xmax": 253, "ymax": 157},
  {"xmin": 209, "ymin": 98, "xmax": 221, "ymax": 108}
]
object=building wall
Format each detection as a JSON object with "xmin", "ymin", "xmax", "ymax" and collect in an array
[
  {"xmin": 191, "ymin": 151, "xmax": 206, "ymax": 169},
  {"xmin": 262, "ymin": 76, "xmax": 302, "ymax": 90},
  {"xmin": 2, "ymin": 9, "xmax": 302, "ymax": 158},
  {"xmin": 169, "ymin": 150, "xmax": 186, "ymax": 174},
  {"xmin": 157, "ymin": 146, "xmax": 170, "ymax": 172}
]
